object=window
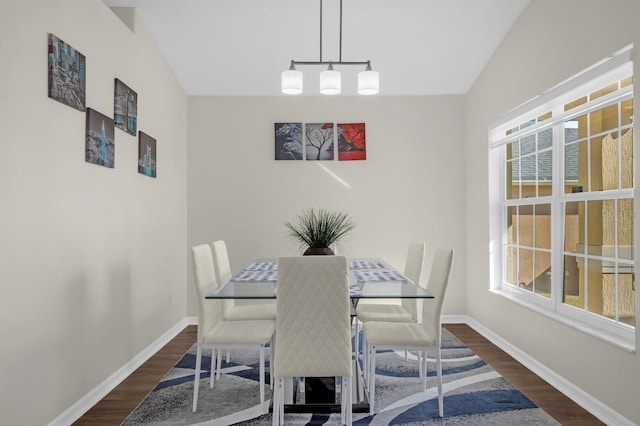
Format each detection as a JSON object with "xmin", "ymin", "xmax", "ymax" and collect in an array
[{"xmin": 489, "ymin": 46, "xmax": 635, "ymax": 348}]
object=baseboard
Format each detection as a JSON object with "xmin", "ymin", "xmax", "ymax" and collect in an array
[
  {"xmin": 464, "ymin": 316, "xmax": 635, "ymax": 426},
  {"xmin": 441, "ymin": 314, "xmax": 468, "ymax": 324},
  {"xmin": 48, "ymin": 317, "xmax": 192, "ymax": 426}
]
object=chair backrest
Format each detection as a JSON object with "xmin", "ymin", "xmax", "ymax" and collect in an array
[
  {"xmin": 401, "ymin": 241, "xmax": 426, "ymax": 320},
  {"xmin": 420, "ymin": 247, "xmax": 454, "ymax": 344},
  {"xmin": 192, "ymin": 244, "xmax": 224, "ymax": 343},
  {"xmin": 274, "ymin": 256, "xmax": 352, "ymax": 379},
  {"xmin": 211, "ymin": 240, "xmax": 232, "ymax": 282},
  {"xmin": 211, "ymin": 240, "xmax": 234, "ymax": 313}
]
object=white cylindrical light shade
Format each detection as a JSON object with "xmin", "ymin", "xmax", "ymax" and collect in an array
[
  {"xmin": 320, "ymin": 69, "xmax": 341, "ymax": 95},
  {"xmin": 358, "ymin": 69, "xmax": 379, "ymax": 95},
  {"xmin": 282, "ymin": 69, "xmax": 303, "ymax": 94}
]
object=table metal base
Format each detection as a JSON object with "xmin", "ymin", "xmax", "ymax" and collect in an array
[{"xmin": 273, "ymin": 360, "xmax": 371, "ymax": 414}]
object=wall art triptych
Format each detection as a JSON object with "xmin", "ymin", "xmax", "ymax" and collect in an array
[
  {"xmin": 47, "ymin": 33, "xmax": 156, "ymax": 178},
  {"xmin": 274, "ymin": 122, "xmax": 366, "ymax": 161}
]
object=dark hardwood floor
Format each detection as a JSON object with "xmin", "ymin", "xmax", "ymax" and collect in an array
[
  {"xmin": 72, "ymin": 325, "xmax": 197, "ymax": 426},
  {"xmin": 72, "ymin": 323, "xmax": 603, "ymax": 425},
  {"xmin": 444, "ymin": 324, "xmax": 604, "ymax": 426}
]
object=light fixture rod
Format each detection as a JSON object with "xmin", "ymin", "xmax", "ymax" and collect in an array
[
  {"xmin": 320, "ymin": 0, "xmax": 343, "ymax": 62},
  {"xmin": 298, "ymin": 0, "xmax": 367, "ymax": 68},
  {"xmin": 291, "ymin": 60, "xmax": 370, "ymax": 66},
  {"xmin": 319, "ymin": 0, "xmax": 323, "ymax": 62},
  {"xmin": 339, "ymin": 0, "xmax": 342, "ymax": 62}
]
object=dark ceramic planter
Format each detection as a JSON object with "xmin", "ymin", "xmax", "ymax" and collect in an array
[{"xmin": 303, "ymin": 247, "xmax": 334, "ymax": 256}]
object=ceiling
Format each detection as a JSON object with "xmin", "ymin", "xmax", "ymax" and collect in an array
[{"xmin": 102, "ymin": 0, "xmax": 529, "ymax": 96}]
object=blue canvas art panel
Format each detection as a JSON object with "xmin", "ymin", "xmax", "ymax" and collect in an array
[
  {"xmin": 47, "ymin": 33, "xmax": 86, "ymax": 112},
  {"xmin": 138, "ymin": 131, "xmax": 157, "ymax": 178},
  {"xmin": 85, "ymin": 108, "xmax": 115, "ymax": 168},
  {"xmin": 114, "ymin": 78, "xmax": 138, "ymax": 136}
]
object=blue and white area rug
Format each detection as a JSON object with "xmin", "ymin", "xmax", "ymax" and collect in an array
[{"xmin": 123, "ymin": 329, "xmax": 559, "ymax": 425}]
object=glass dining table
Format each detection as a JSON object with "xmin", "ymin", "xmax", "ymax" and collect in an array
[
  {"xmin": 206, "ymin": 258, "xmax": 433, "ymax": 301},
  {"xmin": 205, "ymin": 258, "xmax": 434, "ymax": 413}
]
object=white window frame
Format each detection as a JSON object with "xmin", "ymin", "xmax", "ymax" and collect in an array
[{"xmin": 488, "ymin": 46, "xmax": 636, "ymax": 351}]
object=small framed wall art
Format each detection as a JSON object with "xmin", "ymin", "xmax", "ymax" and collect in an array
[
  {"xmin": 85, "ymin": 108, "xmax": 115, "ymax": 168},
  {"xmin": 47, "ymin": 33, "xmax": 86, "ymax": 111},
  {"xmin": 337, "ymin": 123, "xmax": 366, "ymax": 161},
  {"xmin": 305, "ymin": 123, "xmax": 334, "ymax": 161},
  {"xmin": 114, "ymin": 78, "xmax": 137, "ymax": 136},
  {"xmin": 138, "ymin": 131, "xmax": 157, "ymax": 178},
  {"xmin": 274, "ymin": 122, "xmax": 303, "ymax": 160}
]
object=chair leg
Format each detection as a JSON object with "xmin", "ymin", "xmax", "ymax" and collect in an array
[
  {"xmin": 269, "ymin": 338, "xmax": 274, "ymax": 389},
  {"xmin": 362, "ymin": 334, "xmax": 368, "ymax": 384},
  {"xmin": 422, "ymin": 350, "xmax": 428, "ymax": 390},
  {"xmin": 226, "ymin": 348, "xmax": 231, "ymax": 363},
  {"xmin": 368, "ymin": 345, "xmax": 376, "ymax": 415},
  {"xmin": 345, "ymin": 375, "xmax": 352, "ymax": 426},
  {"xmin": 259, "ymin": 346, "xmax": 265, "ymax": 404},
  {"xmin": 193, "ymin": 344, "xmax": 202, "ymax": 412},
  {"xmin": 214, "ymin": 348, "xmax": 218, "ymax": 388},
  {"xmin": 216, "ymin": 349, "xmax": 223, "ymax": 380},
  {"xmin": 279, "ymin": 378, "xmax": 284, "ymax": 426},
  {"xmin": 436, "ymin": 345, "xmax": 443, "ymax": 417},
  {"xmin": 271, "ymin": 378, "xmax": 280, "ymax": 426},
  {"xmin": 340, "ymin": 376, "xmax": 345, "ymax": 425},
  {"xmin": 354, "ymin": 319, "xmax": 360, "ymax": 366}
]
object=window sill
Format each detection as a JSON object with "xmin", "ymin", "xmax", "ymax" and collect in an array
[{"xmin": 489, "ymin": 288, "xmax": 636, "ymax": 353}]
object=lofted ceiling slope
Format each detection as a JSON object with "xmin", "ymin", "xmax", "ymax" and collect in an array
[{"xmin": 102, "ymin": 0, "xmax": 529, "ymax": 96}]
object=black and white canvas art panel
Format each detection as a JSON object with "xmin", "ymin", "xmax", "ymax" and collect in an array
[
  {"xmin": 114, "ymin": 78, "xmax": 138, "ymax": 136},
  {"xmin": 305, "ymin": 122, "xmax": 334, "ymax": 160},
  {"xmin": 138, "ymin": 131, "xmax": 157, "ymax": 178},
  {"xmin": 47, "ymin": 33, "xmax": 86, "ymax": 111},
  {"xmin": 274, "ymin": 122, "xmax": 303, "ymax": 160},
  {"xmin": 85, "ymin": 108, "xmax": 115, "ymax": 168}
]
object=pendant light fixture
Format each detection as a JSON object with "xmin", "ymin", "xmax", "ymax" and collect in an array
[
  {"xmin": 282, "ymin": 62, "xmax": 303, "ymax": 95},
  {"xmin": 320, "ymin": 62, "xmax": 341, "ymax": 95},
  {"xmin": 281, "ymin": 0, "xmax": 379, "ymax": 95},
  {"xmin": 357, "ymin": 62, "xmax": 379, "ymax": 95}
]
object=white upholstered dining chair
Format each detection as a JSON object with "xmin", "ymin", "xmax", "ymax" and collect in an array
[
  {"xmin": 191, "ymin": 244, "xmax": 275, "ymax": 412},
  {"xmin": 211, "ymin": 240, "xmax": 277, "ymax": 367},
  {"xmin": 355, "ymin": 241, "xmax": 426, "ymax": 370},
  {"xmin": 211, "ymin": 240, "xmax": 277, "ymax": 321},
  {"xmin": 355, "ymin": 241, "xmax": 426, "ymax": 323},
  {"xmin": 362, "ymin": 247, "xmax": 454, "ymax": 417},
  {"xmin": 272, "ymin": 256, "xmax": 353, "ymax": 426}
]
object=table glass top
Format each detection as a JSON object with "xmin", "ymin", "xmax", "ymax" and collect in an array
[{"xmin": 205, "ymin": 258, "xmax": 433, "ymax": 300}]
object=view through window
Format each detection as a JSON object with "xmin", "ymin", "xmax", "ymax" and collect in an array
[{"xmin": 490, "ymin": 47, "xmax": 635, "ymax": 344}]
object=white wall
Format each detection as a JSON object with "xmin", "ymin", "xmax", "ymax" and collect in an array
[
  {"xmin": 465, "ymin": 0, "xmax": 640, "ymax": 423},
  {"xmin": 187, "ymin": 96, "xmax": 467, "ymax": 316},
  {"xmin": 0, "ymin": 1, "xmax": 188, "ymax": 425}
]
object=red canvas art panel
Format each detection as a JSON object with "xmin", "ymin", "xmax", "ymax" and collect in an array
[{"xmin": 337, "ymin": 123, "xmax": 366, "ymax": 161}]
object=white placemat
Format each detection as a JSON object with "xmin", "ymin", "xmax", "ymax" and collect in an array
[
  {"xmin": 349, "ymin": 285, "xmax": 362, "ymax": 296},
  {"xmin": 354, "ymin": 269, "xmax": 407, "ymax": 282},
  {"xmin": 245, "ymin": 261, "xmax": 278, "ymax": 271},
  {"xmin": 231, "ymin": 270, "xmax": 278, "ymax": 282},
  {"xmin": 350, "ymin": 260, "xmax": 386, "ymax": 269}
]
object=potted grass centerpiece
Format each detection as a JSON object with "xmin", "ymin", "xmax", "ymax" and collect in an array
[{"xmin": 285, "ymin": 208, "xmax": 355, "ymax": 255}]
